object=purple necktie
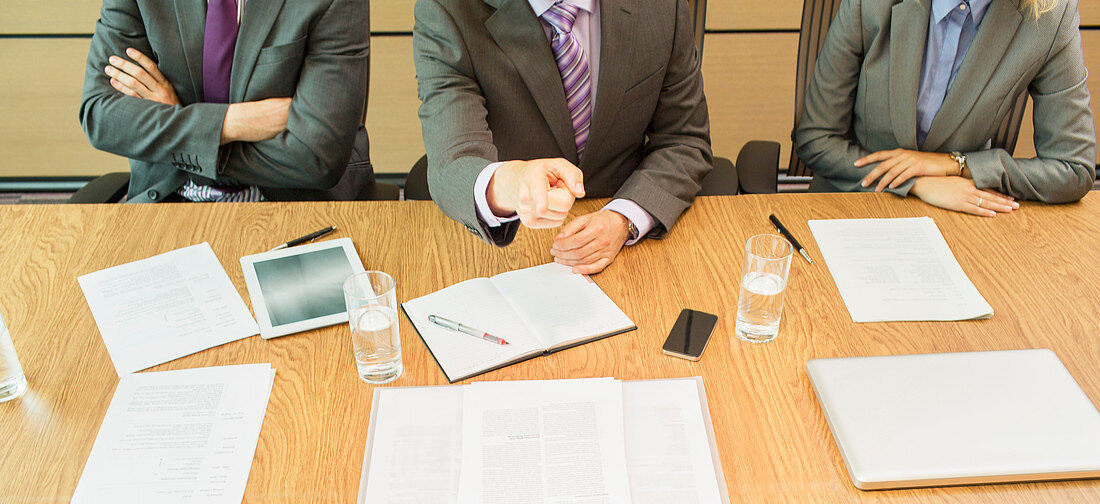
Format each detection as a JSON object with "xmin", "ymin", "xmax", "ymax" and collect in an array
[
  {"xmin": 541, "ymin": 2, "xmax": 592, "ymax": 160},
  {"xmin": 203, "ymin": 0, "xmax": 238, "ymax": 103}
]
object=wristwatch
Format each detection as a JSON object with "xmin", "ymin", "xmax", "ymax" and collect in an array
[
  {"xmin": 625, "ymin": 218, "xmax": 639, "ymax": 240},
  {"xmin": 948, "ymin": 151, "xmax": 969, "ymax": 177}
]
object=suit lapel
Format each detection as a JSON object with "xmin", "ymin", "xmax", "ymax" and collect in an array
[
  {"xmin": 582, "ymin": 0, "xmax": 632, "ymax": 170},
  {"xmin": 888, "ymin": 0, "xmax": 931, "ymax": 150},
  {"xmin": 230, "ymin": 0, "xmax": 287, "ymax": 102},
  {"xmin": 922, "ymin": 0, "xmax": 1023, "ymax": 152},
  {"xmin": 174, "ymin": 0, "xmax": 206, "ymax": 102},
  {"xmin": 485, "ymin": 0, "xmax": 578, "ymax": 161}
]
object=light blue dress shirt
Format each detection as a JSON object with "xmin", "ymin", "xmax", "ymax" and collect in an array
[{"xmin": 915, "ymin": 0, "xmax": 992, "ymax": 148}]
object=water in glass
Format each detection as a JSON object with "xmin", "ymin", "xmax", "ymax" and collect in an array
[
  {"xmin": 735, "ymin": 271, "xmax": 787, "ymax": 343},
  {"xmin": 351, "ymin": 304, "xmax": 402, "ymax": 384},
  {"xmin": 0, "ymin": 313, "xmax": 27, "ymax": 402}
]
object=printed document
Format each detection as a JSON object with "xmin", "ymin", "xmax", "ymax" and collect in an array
[
  {"xmin": 71, "ymin": 363, "xmax": 275, "ymax": 504},
  {"xmin": 458, "ymin": 378, "xmax": 632, "ymax": 504},
  {"xmin": 622, "ymin": 379, "xmax": 724, "ymax": 503},
  {"xmin": 808, "ymin": 218, "xmax": 993, "ymax": 322},
  {"xmin": 359, "ymin": 377, "xmax": 729, "ymax": 504},
  {"xmin": 360, "ymin": 386, "xmax": 463, "ymax": 504},
  {"xmin": 78, "ymin": 243, "xmax": 259, "ymax": 375}
]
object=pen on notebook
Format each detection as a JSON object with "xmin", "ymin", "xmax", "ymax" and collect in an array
[
  {"xmin": 768, "ymin": 214, "xmax": 813, "ymax": 265},
  {"xmin": 428, "ymin": 315, "xmax": 510, "ymax": 345},
  {"xmin": 270, "ymin": 225, "xmax": 337, "ymax": 251}
]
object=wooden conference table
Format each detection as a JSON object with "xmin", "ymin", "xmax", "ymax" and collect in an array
[{"xmin": 2, "ymin": 192, "xmax": 1100, "ymax": 503}]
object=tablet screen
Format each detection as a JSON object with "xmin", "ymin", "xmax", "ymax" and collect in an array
[{"xmin": 253, "ymin": 247, "xmax": 355, "ymax": 326}]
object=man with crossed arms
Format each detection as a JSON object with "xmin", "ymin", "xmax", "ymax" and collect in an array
[
  {"xmin": 414, "ymin": 0, "xmax": 712, "ymax": 273},
  {"xmin": 80, "ymin": 0, "xmax": 374, "ymax": 202}
]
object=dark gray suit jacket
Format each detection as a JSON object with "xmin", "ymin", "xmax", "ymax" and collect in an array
[
  {"xmin": 413, "ymin": 0, "xmax": 713, "ymax": 246},
  {"xmin": 80, "ymin": 0, "xmax": 375, "ymax": 202},
  {"xmin": 795, "ymin": 0, "xmax": 1096, "ymax": 202}
]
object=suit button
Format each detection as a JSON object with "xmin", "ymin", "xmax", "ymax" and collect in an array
[{"xmin": 147, "ymin": 190, "xmax": 159, "ymax": 200}]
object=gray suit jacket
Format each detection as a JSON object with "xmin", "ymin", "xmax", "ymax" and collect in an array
[
  {"xmin": 80, "ymin": 0, "xmax": 375, "ymax": 202},
  {"xmin": 795, "ymin": 0, "xmax": 1096, "ymax": 202},
  {"xmin": 413, "ymin": 0, "xmax": 713, "ymax": 246}
]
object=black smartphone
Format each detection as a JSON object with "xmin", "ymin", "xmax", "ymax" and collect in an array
[{"xmin": 662, "ymin": 309, "xmax": 719, "ymax": 361}]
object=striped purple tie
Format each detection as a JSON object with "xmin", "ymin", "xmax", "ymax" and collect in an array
[
  {"xmin": 203, "ymin": 0, "xmax": 238, "ymax": 104},
  {"xmin": 541, "ymin": 2, "xmax": 592, "ymax": 160}
]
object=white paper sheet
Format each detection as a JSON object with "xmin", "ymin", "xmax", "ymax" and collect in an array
[
  {"xmin": 458, "ymin": 378, "xmax": 631, "ymax": 504},
  {"xmin": 360, "ymin": 386, "xmax": 463, "ymax": 504},
  {"xmin": 71, "ymin": 363, "xmax": 275, "ymax": 504},
  {"xmin": 622, "ymin": 379, "xmax": 723, "ymax": 503},
  {"xmin": 808, "ymin": 218, "xmax": 993, "ymax": 322},
  {"xmin": 78, "ymin": 243, "xmax": 260, "ymax": 375}
]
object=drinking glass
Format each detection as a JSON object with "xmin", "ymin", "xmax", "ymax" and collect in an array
[
  {"xmin": 735, "ymin": 234, "xmax": 793, "ymax": 343},
  {"xmin": 343, "ymin": 272, "xmax": 402, "ymax": 384},
  {"xmin": 0, "ymin": 309, "xmax": 28, "ymax": 402}
]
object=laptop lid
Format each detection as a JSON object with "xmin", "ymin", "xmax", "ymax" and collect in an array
[{"xmin": 806, "ymin": 349, "xmax": 1100, "ymax": 490}]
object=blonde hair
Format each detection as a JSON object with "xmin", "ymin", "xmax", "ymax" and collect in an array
[{"xmin": 1020, "ymin": 0, "xmax": 1057, "ymax": 19}]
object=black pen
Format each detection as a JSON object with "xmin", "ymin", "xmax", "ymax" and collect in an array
[
  {"xmin": 270, "ymin": 225, "xmax": 337, "ymax": 251},
  {"xmin": 768, "ymin": 214, "xmax": 813, "ymax": 265}
]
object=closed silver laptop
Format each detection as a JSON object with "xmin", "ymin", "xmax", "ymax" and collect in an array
[{"xmin": 806, "ymin": 349, "xmax": 1100, "ymax": 490}]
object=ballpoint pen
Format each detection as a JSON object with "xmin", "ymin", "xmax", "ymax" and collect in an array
[
  {"xmin": 769, "ymin": 214, "xmax": 813, "ymax": 265},
  {"xmin": 270, "ymin": 225, "xmax": 337, "ymax": 251},
  {"xmin": 428, "ymin": 315, "xmax": 510, "ymax": 345}
]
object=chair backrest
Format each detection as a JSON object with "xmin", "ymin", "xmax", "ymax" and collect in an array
[
  {"xmin": 685, "ymin": 0, "xmax": 707, "ymax": 57},
  {"xmin": 788, "ymin": 0, "xmax": 1029, "ymax": 178}
]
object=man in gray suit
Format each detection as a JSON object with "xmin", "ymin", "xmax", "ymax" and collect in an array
[
  {"xmin": 80, "ymin": 0, "xmax": 375, "ymax": 203},
  {"xmin": 414, "ymin": 0, "xmax": 712, "ymax": 274}
]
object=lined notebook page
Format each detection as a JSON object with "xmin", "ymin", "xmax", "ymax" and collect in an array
[
  {"xmin": 402, "ymin": 278, "xmax": 545, "ymax": 381},
  {"xmin": 491, "ymin": 263, "xmax": 635, "ymax": 349}
]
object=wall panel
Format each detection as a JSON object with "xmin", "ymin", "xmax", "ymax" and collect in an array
[
  {"xmin": 0, "ymin": 0, "xmax": 412, "ymax": 35},
  {"xmin": 703, "ymin": 33, "xmax": 800, "ymax": 171},
  {"xmin": 0, "ymin": 39, "xmax": 128, "ymax": 177},
  {"xmin": 705, "ymin": 0, "xmax": 802, "ymax": 31},
  {"xmin": 1, "ymin": 29, "xmax": 1097, "ymax": 180}
]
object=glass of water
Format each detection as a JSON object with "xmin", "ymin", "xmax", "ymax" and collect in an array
[
  {"xmin": 735, "ymin": 234, "xmax": 793, "ymax": 343},
  {"xmin": 0, "ymin": 308, "xmax": 28, "ymax": 402},
  {"xmin": 343, "ymin": 271, "xmax": 402, "ymax": 384}
]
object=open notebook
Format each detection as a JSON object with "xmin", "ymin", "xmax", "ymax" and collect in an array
[{"xmin": 401, "ymin": 263, "xmax": 636, "ymax": 383}]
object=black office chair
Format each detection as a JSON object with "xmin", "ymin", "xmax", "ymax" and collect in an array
[
  {"xmin": 404, "ymin": 0, "xmax": 737, "ymax": 201},
  {"xmin": 69, "ymin": 39, "xmax": 399, "ymax": 203},
  {"xmin": 733, "ymin": 0, "xmax": 1031, "ymax": 194}
]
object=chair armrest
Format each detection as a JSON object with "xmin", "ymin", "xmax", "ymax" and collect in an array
[
  {"xmin": 698, "ymin": 156, "xmax": 739, "ymax": 196},
  {"xmin": 67, "ymin": 172, "xmax": 131, "ymax": 204},
  {"xmin": 735, "ymin": 141, "xmax": 780, "ymax": 194}
]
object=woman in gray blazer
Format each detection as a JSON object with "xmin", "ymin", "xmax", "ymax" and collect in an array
[{"xmin": 796, "ymin": 0, "xmax": 1095, "ymax": 217}]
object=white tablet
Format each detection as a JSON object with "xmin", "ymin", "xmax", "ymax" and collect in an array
[{"xmin": 240, "ymin": 237, "xmax": 365, "ymax": 339}]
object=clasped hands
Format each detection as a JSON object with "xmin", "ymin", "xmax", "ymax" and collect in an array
[
  {"xmin": 104, "ymin": 48, "xmax": 291, "ymax": 145},
  {"xmin": 855, "ymin": 149, "xmax": 1019, "ymax": 217},
  {"xmin": 487, "ymin": 159, "xmax": 631, "ymax": 275}
]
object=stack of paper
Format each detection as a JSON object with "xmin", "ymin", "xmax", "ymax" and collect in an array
[
  {"xmin": 808, "ymin": 217, "xmax": 993, "ymax": 322},
  {"xmin": 71, "ymin": 364, "xmax": 276, "ymax": 504},
  {"xmin": 78, "ymin": 243, "xmax": 259, "ymax": 375},
  {"xmin": 358, "ymin": 377, "xmax": 729, "ymax": 504}
]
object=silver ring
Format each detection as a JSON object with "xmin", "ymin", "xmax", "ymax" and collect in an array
[{"xmin": 976, "ymin": 197, "xmax": 983, "ymax": 207}]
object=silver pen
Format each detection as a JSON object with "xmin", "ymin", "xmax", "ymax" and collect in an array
[{"xmin": 428, "ymin": 315, "xmax": 510, "ymax": 345}]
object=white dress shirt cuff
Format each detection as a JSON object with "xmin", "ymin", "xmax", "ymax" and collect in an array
[
  {"xmin": 474, "ymin": 162, "xmax": 520, "ymax": 227},
  {"xmin": 603, "ymin": 199, "xmax": 656, "ymax": 246}
]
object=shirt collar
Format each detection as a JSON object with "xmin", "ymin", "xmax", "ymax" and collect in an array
[
  {"xmin": 529, "ymin": 0, "xmax": 596, "ymax": 18},
  {"xmin": 932, "ymin": 0, "xmax": 992, "ymax": 26}
]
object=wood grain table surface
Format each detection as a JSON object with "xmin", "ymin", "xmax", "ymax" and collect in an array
[{"xmin": 1, "ymin": 192, "xmax": 1098, "ymax": 503}]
